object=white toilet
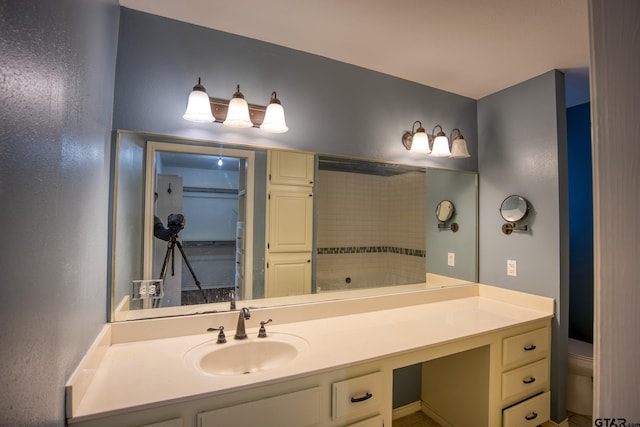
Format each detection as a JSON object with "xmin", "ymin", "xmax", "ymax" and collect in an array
[{"xmin": 567, "ymin": 338, "xmax": 593, "ymax": 415}]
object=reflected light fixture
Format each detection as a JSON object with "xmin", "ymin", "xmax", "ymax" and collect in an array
[
  {"xmin": 223, "ymin": 84, "xmax": 253, "ymax": 128},
  {"xmin": 430, "ymin": 125, "xmax": 451, "ymax": 157},
  {"xmin": 217, "ymin": 145, "xmax": 224, "ymax": 166},
  {"xmin": 449, "ymin": 128, "xmax": 470, "ymax": 158},
  {"xmin": 260, "ymin": 92, "xmax": 289, "ymax": 133},
  {"xmin": 402, "ymin": 121, "xmax": 430, "ymax": 153},
  {"xmin": 182, "ymin": 78, "xmax": 215, "ymax": 123}
]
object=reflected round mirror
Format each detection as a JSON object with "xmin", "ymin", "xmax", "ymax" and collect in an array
[
  {"xmin": 499, "ymin": 195, "xmax": 530, "ymax": 223},
  {"xmin": 435, "ymin": 200, "xmax": 455, "ymax": 222}
]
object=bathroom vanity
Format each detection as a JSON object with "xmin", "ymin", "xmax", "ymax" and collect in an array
[{"xmin": 66, "ymin": 284, "xmax": 552, "ymax": 427}]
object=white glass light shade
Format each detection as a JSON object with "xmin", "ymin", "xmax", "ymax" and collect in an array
[
  {"xmin": 260, "ymin": 102, "xmax": 288, "ymax": 133},
  {"xmin": 182, "ymin": 80, "xmax": 214, "ymax": 123},
  {"xmin": 430, "ymin": 134, "xmax": 451, "ymax": 157},
  {"xmin": 223, "ymin": 96, "xmax": 253, "ymax": 128},
  {"xmin": 411, "ymin": 131, "xmax": 430, "ymax": 152},
  {"xmin": 450, "ymin": 137, "xmax": 470, "ymax": 158}
]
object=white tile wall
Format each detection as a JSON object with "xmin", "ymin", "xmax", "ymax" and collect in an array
[{"xmin": 316, "ymin": 170, "xmax": 426, "ymax": 288}]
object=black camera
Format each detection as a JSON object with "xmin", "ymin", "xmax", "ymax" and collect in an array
[{"xmin": 167, "ymin": 213, "xmax": 185, "ymax": 234}]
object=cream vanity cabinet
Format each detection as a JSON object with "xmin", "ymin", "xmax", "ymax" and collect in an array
[
  {"xmin": 265, "ymin": 149, "xmax": 314, "ymax": 297},
  {"xmin": 420, "ymin": 320, "xmax": 551, "ymax": 427},
  {"xmin": 196, "ymin": 370, "xmax": 385, "ymax": 427},
  {"xmin": 66, "ymin": 286, "xmax": 554, "ymax": 427},
  {"xmin": 500, "ymin": 327, "xmax": 551, "ymax": 427},
  {"xmin": 69, "ymin": 363, "xmax": 387, "ymax": 427}
]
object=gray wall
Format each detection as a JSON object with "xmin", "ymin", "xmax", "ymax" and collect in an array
[
  {"xmin": 426, "ymin": 168, "xmax": 478, "ymax": 281},
  {"xmin": 589, "ymin": 0, "xmax": 640, "ymax": 420},
  {"xmin": 0, "ymin": 0, "xmax": 119, "ymax": 426},
  {"xmin": 477, "ymin": 70, "xmax": 569, "ymax": 422},
  {"xmin": 113, "ymin": 8, "xmax": 478, "ymax": 172}
]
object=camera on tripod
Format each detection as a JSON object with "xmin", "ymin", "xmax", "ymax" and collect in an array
[{"xmin": 167, "ymin": 213, "xmax": 185, "ymax": 235}]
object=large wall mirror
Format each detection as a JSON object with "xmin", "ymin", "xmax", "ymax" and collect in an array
[{"xmin": 111, "ymin": 131, "xmax": 478, "ymax": 321}]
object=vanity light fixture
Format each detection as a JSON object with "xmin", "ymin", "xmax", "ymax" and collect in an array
[
  {"xmin": 182, "ymin": 78, "xmax": 215, "ymax": 123},
  {"xmin": 402, "ymin": 121, "xmax": 431, "ymax": 153},
  {"xmin": 449, "ymin": 128, "xmax": 471, "ymax": 158},
  {"xmin": 402, "ymin": 123, "xmax": 472, "ymax": 158},
  {"xmin": 182, "ymin": 79, "xmax": 289, "ymax": 133},
  {"xmin": 260, "ymin": 92, "xmax": 289, "ymax": 133},
  {"xmin": 223, "ymin": 84, "xmax": 253, "ymax": 129},
  {"xmin": 430, "ymin": 125, "xmax": 451, "ymax": 157}
]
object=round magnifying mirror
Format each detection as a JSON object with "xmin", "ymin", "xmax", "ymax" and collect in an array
[
  {"xmin": 500, "ymin": 195, "xmax": 530, "ymax": 223},
  {"xmin": 436, "ymin": 200, "xmax": 455, "ymax": 222}
]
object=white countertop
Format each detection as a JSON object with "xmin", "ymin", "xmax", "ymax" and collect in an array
[{"xmin": 68, "ymin": 286, "xmax": 553, "ymax": 423}]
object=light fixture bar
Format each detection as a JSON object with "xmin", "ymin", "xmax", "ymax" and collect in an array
[{"xmin": 209, "ymin": 98, "xmax": 266, "ymax": 127}]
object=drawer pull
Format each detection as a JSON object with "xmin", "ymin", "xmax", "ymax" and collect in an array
[
  {"xmin": 523, "ymin": 344, "xmax": 537, "ymax": 351},
  {"xmin": 350, "ymin": 392, "xmax": 373, "ymax": 403},
  {"xmin": 525, "ymin": 411, "xmax": 538, "ymax": 421},
  {"xmin": 523, "ymin": 376, "xmax": 536, "ymax": 384}
]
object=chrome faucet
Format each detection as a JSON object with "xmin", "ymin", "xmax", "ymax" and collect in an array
[{"xmin": 234, "ymin": 307, "xmax": 251, "ymax": 339}]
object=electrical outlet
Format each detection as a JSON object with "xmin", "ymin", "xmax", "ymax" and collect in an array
[
  {"xmin": 131, "ymin": 279, "xmax": 164, "ymax": 300},
  {"xmin": 448, "ymin": 252, "xmax": 455, "ymax": 266},
  {"xmin": 507, "ymin": 260, "xmax": 517, "ymax": 277}
]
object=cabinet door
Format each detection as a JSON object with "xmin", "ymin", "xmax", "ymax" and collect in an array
[
  {"xmin": 139, "ymin": 420, "xmax": 182, "ymax": 427},
  {"xmin": 198, "ymin": 387, "xmax": 321, "ymax": 427},
  {"xmin": 345, "ymin": 415, "xmax": 384, "ymax": 427},
  {"xmin": 269, "ymin": 150, "xmax": 314, "ymax": 187},
  {"xmin": 266, "ymin": 252, "xmax": 312, "ymax": 297},
  {"xmin": 268, "ymin": 188, "xmax": 313, "ymax": 252}
]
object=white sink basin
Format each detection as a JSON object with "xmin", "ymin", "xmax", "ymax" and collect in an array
[{"xmin": 185, "ymin": 333, "xmax": 309, "ymax": 376}]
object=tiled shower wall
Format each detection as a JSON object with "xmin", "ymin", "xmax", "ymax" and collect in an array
[{"xmin": 316, "ymin": 170, "xmax": 426, "ymax": 288}]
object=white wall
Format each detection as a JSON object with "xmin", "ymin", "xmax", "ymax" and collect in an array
[{"xmin": 589, "ymin": 0, "xmax": 640, "ymax": 420}]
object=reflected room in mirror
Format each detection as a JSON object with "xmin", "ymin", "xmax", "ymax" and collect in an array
[{"xmin": 111, "ymin": 131, "xmax": 478, "ymax": 321}]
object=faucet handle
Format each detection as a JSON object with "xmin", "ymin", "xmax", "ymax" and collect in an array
[
  {"xmin": 207, "ymin": 326, "xmax": 227, "ymax": 344},
  {"xmin": 258, "ymin": 319, "xmax": 273, "ymax": 338}
]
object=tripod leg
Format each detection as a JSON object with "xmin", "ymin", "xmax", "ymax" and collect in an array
[
  {"xmin": 175, "ymin": 240, "xmax": 208, "ymax": 304},
  {"xmin": 159, "ymin": 241, "xmax": 174, "ymax": 280},
  {"xmin": 157, "ymin": 240, "xmax": 176, "ymax": 308}
]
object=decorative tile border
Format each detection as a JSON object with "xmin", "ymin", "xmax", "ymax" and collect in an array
[{"xmin": 317, "ymin": 246, "xmax": 425, "ymax": 258}]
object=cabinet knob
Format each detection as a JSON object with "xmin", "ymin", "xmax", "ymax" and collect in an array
[
  {"xmin": 522, "ymin": 376, "xmax": 536, "ymax": 384},
  {"xmin": 525, "ymin": 412, "xmax": 538, "ymax": 421},
  {"xmin": 523, "ymin": 344, "xmax": 537, "ymax": 351}
]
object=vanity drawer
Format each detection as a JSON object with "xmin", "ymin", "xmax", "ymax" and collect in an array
[
  {"xmin": 332, "ymin": 371, "xmax": 383, "ymax": 420},
  {"xmin": 502, "ymin": 391, "xmax": 550, "ymax": 427},
  {"xmin": 502, "ymin": 358, "xmax": 549, "ymax": 400},
  {"xmin": 345, "ymin": 414, "xmax": 383, "ymax": 427},
  {"xmin": 502, "ymin": 327, "xmax": 548, "ymax": 367}
]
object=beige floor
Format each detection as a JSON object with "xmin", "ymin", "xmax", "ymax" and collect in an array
[
  {"xmin": 392, "ymin": 411, "xmax": 441, "ymax": 427},
  {"xmin": 393, "ymin": 410, "xmax": 592, "ymax": 427},
  {"xmin": 568, "ymin": 411, "xmax": 593, "ymax": 427}
]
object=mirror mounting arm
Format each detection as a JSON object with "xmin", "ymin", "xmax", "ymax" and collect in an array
[
  {"xmin": 502, "ymin": 222, "xmax": 528, "ymax": 235},
  {"xmin": 438, "ymin": 222, "xmax": 459, "ymax": 232}
]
